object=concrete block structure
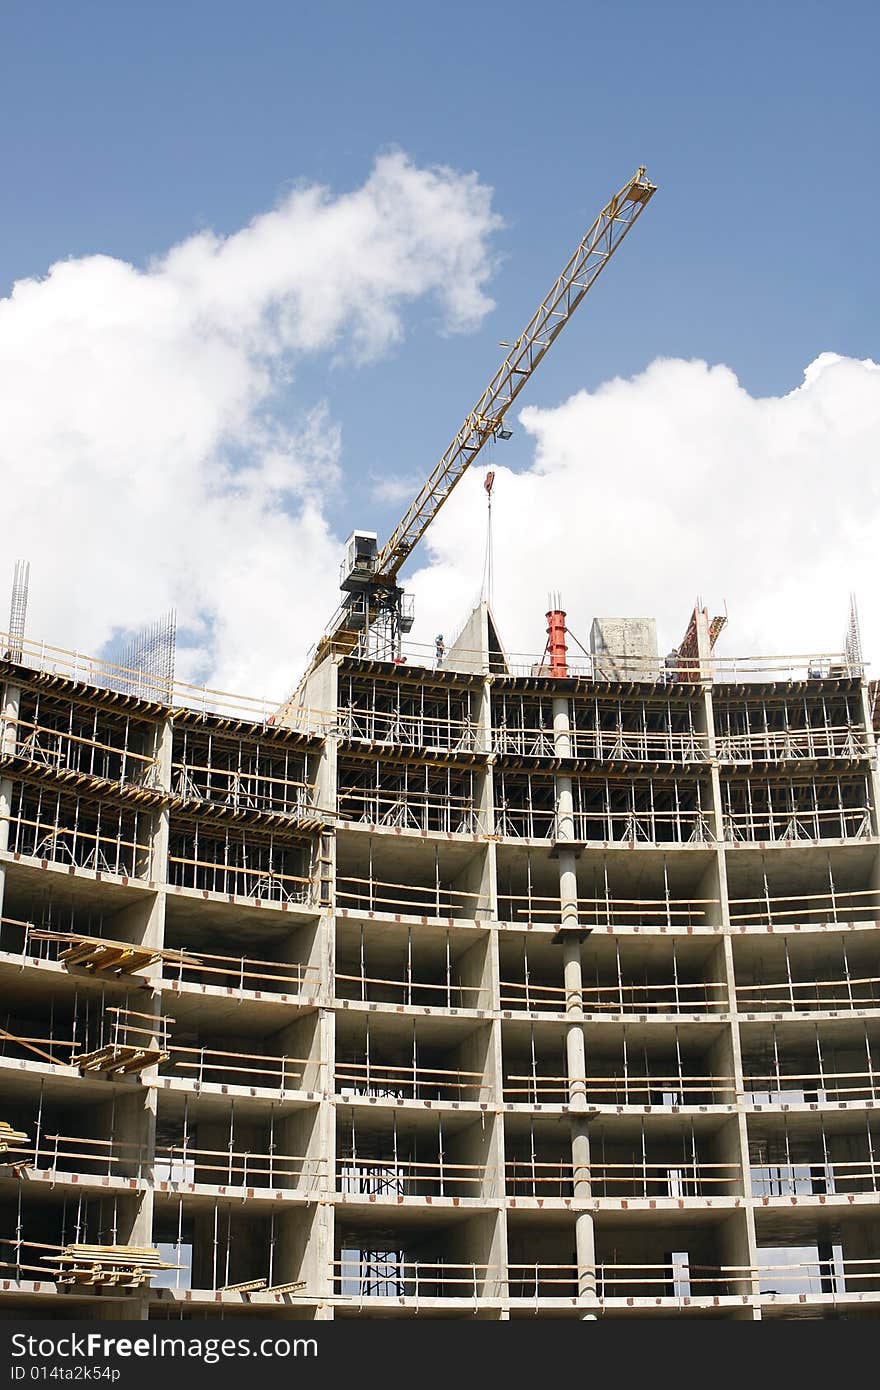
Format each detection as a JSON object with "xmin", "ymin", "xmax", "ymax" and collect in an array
[
  {"xmin": 590, "ymin": 617, "xmax": 659, "ymax": 682},
  {"xmin": 2, "ymin": 605, "xmax": 880, "ymax": 1321}
]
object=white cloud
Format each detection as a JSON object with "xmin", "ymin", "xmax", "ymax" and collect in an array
[
  {"xmin": 3, "ymin": 153, "xmax": 878, "ymax": 702},
  {"xmin": 408, "ymin": 352, "xmax": 880, "ymax": 672},
  {"xmin": 368, "ymin": 470, "xmax": 425, "ymax": 504},
  {"xmin": 0, "ymin": 152, "xmax": 501, "ymax": 697}
]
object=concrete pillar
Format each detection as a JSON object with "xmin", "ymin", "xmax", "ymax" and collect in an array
[
  {"xmin": 551, "ymin": 694, "xmax": 597, "ymax": 1312},
  {"xmin": 712, "ymin": 694, "xmax": 762, "ymax": 1309},
  {"xmin": 143, "ymin": 713, "xmax": 172, "ymax": 952},
  {"xmin": 0, "ymin": 681, "xmax": 21, "ymax": 918},
  {"xmin": 857, "ymin": 678, "xmax": 880, "ymax": 838}
]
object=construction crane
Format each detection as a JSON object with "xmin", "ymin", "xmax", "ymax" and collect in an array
[{"xmin": 298, "ymin": 164, "xmax": 657, "ymax": 688}]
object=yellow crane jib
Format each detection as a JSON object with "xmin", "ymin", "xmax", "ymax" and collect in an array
[{"xmin": 292, "ymin": 165, "xmax": 657, "ymax": 696}]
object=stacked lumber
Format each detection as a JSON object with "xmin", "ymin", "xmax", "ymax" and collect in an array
[
  {"xmin": 29, "ymin": 929, "xmax": 200, "ymax": 978},
  {"xmin": 44, "ymin": 1244, "xmax": 175, "ymax": 1289},
  {"xmin": 219, "ymin": 1277, "xmax": 307, "ymax": 1295},
  {"xmin": 72, "ymin": 1044, "xmax": 167, "ymax": 1075},
  {"xmin": 59, "ymin": 939, "xmax": 161, "ymax": 975},
  {"xmin": 0, "ymin": 1121, "xmax": 30, "ymax": 1162}
]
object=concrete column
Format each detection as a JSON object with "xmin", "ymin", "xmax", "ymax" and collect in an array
[
  {"xmin": 715, "ymin": 825, "xmax": 761, "ymax": 1310},
  {"xmin": 144, "ymin": 713, "xmax": 172, "ymax": 950},
  {"xmin": 0, "ymin": 681, "xmax": 21, "ymax": 918},
  {"xmin": 856, "ymin": 678, "xmax": 880, "ymax": 837},
  {"xmin": 551, "ymin": 694, "xmax": 597, "ymax": 1311}
]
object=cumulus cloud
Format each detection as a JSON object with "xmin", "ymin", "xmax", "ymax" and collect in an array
[
  {"xmin": 0, "ymin": 152, "xmax": 500, "ymax": 696},
  {"xmin": 408, "ymin": 352, "xmax": 880, "ymax": 670},
  {"xmin": 3, "ymin": 155, "xmax": 878, "ymax": 700}
]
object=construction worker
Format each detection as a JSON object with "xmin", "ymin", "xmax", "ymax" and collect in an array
[
  {"xmin": 664, "ymin": 647, "xmax": 679, "ymax": 684},
  {"xmin": 435, "ymin": 634, "xmax": 446, "ymax": 668}
]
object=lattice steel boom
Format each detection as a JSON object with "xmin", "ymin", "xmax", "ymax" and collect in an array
[
  {"xmin": 377, "ymin": 165, "xmax": 656, "ymax": 578},
  {"xmin": 305, "ymin": 164, "xmax": 657, "ymax": 676}
]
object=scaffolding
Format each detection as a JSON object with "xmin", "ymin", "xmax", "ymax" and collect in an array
[
  {"xmin": 171, "ymin": 723, "xmax": 316, "ymax": 818},
  {"xmin": 491, "ymin": 688, "xmax": 706, "ymax": 763},
  {"xmin": 337, "ymin": 753, "xmax": 484, "ymax": 834},
  {"xmin": 5, "ymin": 631, "xmax": 880, "ymax": 1320},
  {"xmin": 2, "ymin": 779, "xmax": 154, "ymax": 877},
  {"xmin": 166, "ymin": 816, "xmax": 314, "ymax": 902},
  {"xmin": 8, "ymin": 686, "xmax": 159, "ymax": 790},
  {"xmin": 714, "ymin": 685, "xmax": 869, "ymax": 763},
  {"xmin": 720, "ymin": 772, "xmax": 873, "ymax": 842},
  {"xmin": 337, "ymin": 669, "xmax": 480, "ymax": 753},
  {"xmin": 494, "ymin": 768, "xmax": 713, "ymax": 843}
]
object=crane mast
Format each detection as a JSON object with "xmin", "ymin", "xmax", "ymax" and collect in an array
[{"xmin": 300, "ymin": 164, "xmax": 657, "ymax": 683}]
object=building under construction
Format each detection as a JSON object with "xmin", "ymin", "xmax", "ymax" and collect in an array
[
  {"xmin": 1, "ymin": 597, "xmax": 879, "ymax": 1322},
  {"xmin": 2, "ymin": 167, "xmax": 879, "ymax": 1322}
]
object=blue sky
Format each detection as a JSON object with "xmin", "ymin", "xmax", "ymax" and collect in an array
[{"xmin": 1, "ymin": 0, "xmax": 879, "ymax": 689}]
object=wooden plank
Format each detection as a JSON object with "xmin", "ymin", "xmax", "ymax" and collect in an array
[
  {"xmin": 0, "ymin": 1026, "xmax": 60, "ymax": 1066},
  {"xmin": 72, "ymin": 1044, "xmax": 168, "ymax": 1075}
]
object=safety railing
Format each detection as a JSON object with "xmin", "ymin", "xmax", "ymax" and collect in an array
[
  {"xmin": 160, "ymin": 1045, "xmax": 313, "ymax": 1092},
  {"xmin": 162, "ymin": 948, "xmax": 318, "ymax": 997},
  {"xmin": 0, "ymin": 1006, "xmax": 168, "ymax": 1070},
  {"xmin": 750, "ymin": 1159, "xmax": 880, "ymax": 1197},
  {"xmin": 716, "ymin": 726, "xmax": 871, "ymax": 763},
  {"xmin": 26, "ymin": 1132, "xmax": 148, "ymax": 1180},
  {"xmin": 166, "ymin": 843, "xmax": 313, "ymax": 904},
  {"xmin": 335, "ymin": 1058, "xmax": 489, "ymax": 1103},
  {"xmin": 0, "ymin": 805, "xmax": 153, "ymax": 879},
  {"xmin": 334, "ymin": 970, "xmax": 488, "ymax": 1010},
  {"xmin": 493, "ymin": 726, "xmax": 708, "ymax": 763},
  {"xmin": 502, "ymin": 1071, "xmax": 733, "ymax": 1106},
  {"xmin": 361, "ymin": 636, "xmax": 856, "ymax": 685},
  {"xmin": 505, "ymin": 1158, "xmax": 740, "ymax": 1198},
  {"xmin": 170, "ymin": 760, "xmax": 316, "ymax": 819},
  {"xmin": 496, "ymin": 890, "xmax": 717, "ymax": 928},
  {"xmin": 336, "ymin": 706, "xmax": 483, "ymax": 754},
  {"xmin": 722, "ymin": 804, "xmax": 873, "ymax": 844},
  {"xmin": 337, "ymin": 787, "xmax": 485, "ymax": 836},
  {"xmin": 735, "ymin": 975, "xmax": 880, "ymax": 1013},
  {"xmin": 494, "ymin": 804, "xmax": 715, "ymax": 844},
  {"xmin": 153, "ymin": 1143, "xmax": 324, "ymax": 1191},
  {"xmin": 498, "ymin": 977, "xmax": 726, "ymax": 1015},
  {"xmin": 335, "ymin": 873, "xmax": 489, "ymax": 920},
  {"xmin": 0, "ymin": 629, "xmax": 329, "ymax": 733},
  {"xmin": 333, "ymin": 1256, "xmax": 503, "ymax": 1298},
  {"xmin": 6, "ymin": 714, "xmax": 159, "ymax": 790},
  {"xmin": 728, "ymin": 887, "xmax": 880, "ymax": 928},
  {"xmin": 336, "ymin": 1156, "xmax": 485, "ymax": 1197},
  {"xmin": 742, "ymin": 1068, "xmax": 880, "ymax": 1104}
]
